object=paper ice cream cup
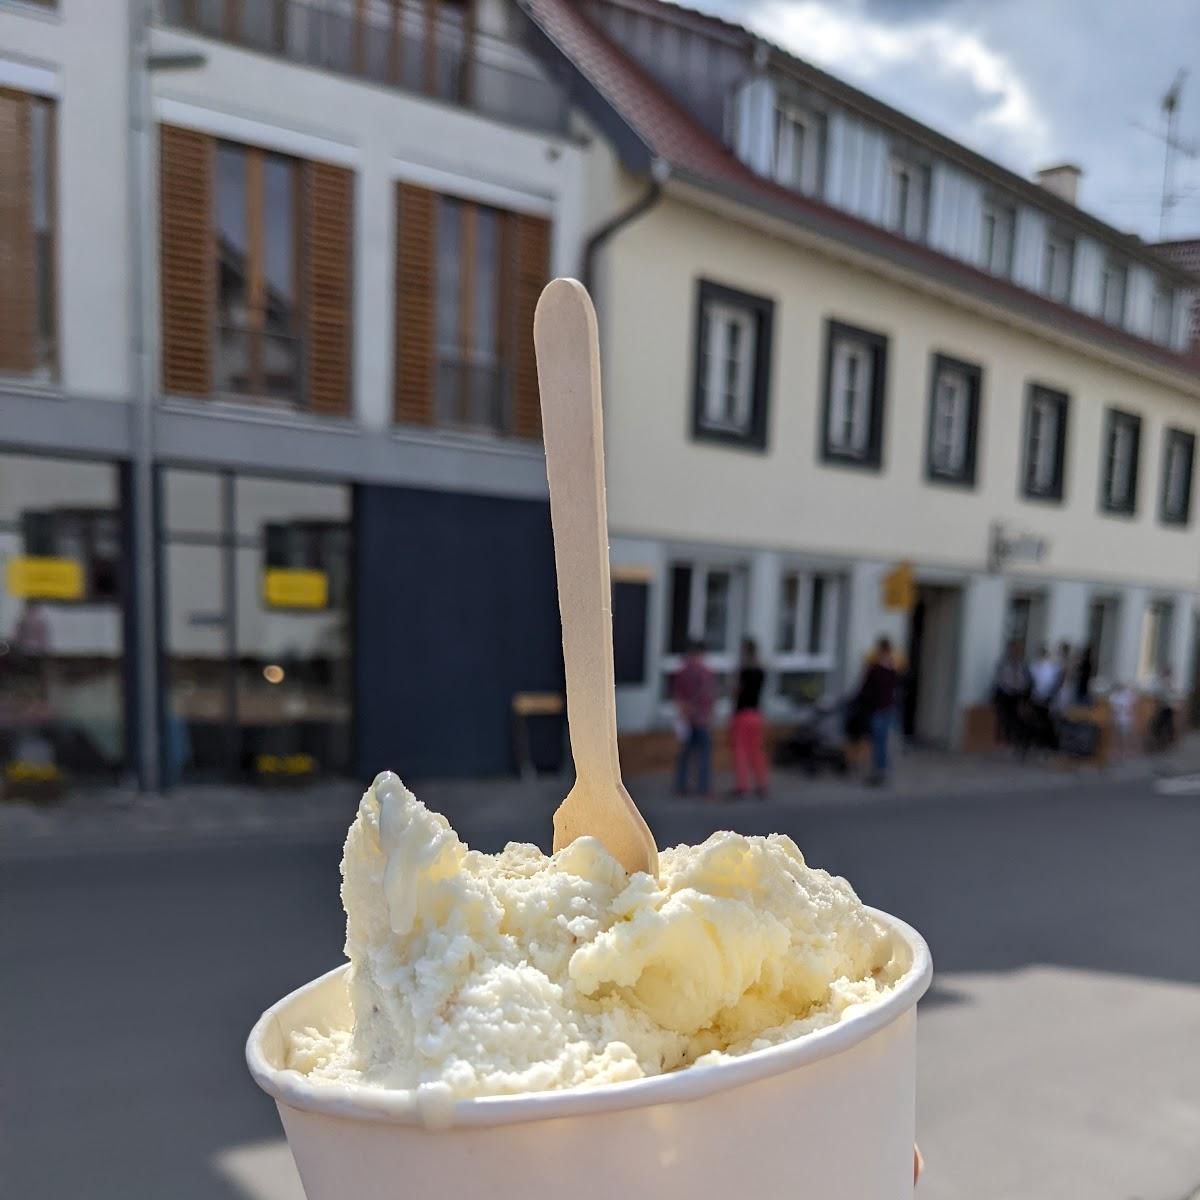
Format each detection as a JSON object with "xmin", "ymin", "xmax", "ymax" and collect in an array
[{"xmin": 247, "ymin": 907, "xmax": 932, "ymax": 1200}]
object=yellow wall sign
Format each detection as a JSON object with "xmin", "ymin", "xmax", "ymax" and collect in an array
[
  {"xmin": 263, "ymin": 568, "xmax": 328, "ymax": 610},
  {"xmin": 6, "ymin": 556, "xmax": 85, "ymax": 601},
  {"xmin": 881, "ymin": 561, "xmax": 916, "ymax": 612}
]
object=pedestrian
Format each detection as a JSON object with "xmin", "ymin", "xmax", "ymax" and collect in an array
[
  {"xmin": 1027, "ymin": 643, "xmax": 1064, "ymax": 753},
  {"xmin": 1053, "ymin": 641, "xmax": 1074, "ymax": 715},
  {"xmin": 855, "ymin": 636, "xmax": 899, "ymax": 786},
  {"xmin": 992, "ymin": 639, "xmax": 1030, "ymax": 748},
  {"xmin": 672, "ymin": 638, "xmax": 715, "ymax": 797},
  {"xmin": 729, "ymin": 637, "xmax": 768, "ymax": 800},
  {"xmin": 1148, "ymin": 664, "xmax": 1177, "ymax": 752},
  {"xmin": 1075, "ymin": 642, "xmax": 1096, "ymax": 705},
  {"xmin": 1107, "ymin": 680, "xmax": 1135, "ymax": 761}
]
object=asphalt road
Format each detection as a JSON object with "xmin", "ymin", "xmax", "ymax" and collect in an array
[{"xmin": 3, "ymin": 776, "xmax": 1199, "ymax": 1199}]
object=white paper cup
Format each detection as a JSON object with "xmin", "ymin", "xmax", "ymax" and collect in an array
[{"xmin": 247, "ymin": 908, "xmax": 932, "ymax": 1199}]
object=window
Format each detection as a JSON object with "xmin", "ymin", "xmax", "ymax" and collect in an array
[
  {"xmin": 394, "ymin": 181, "xmax": 548, "ymax": 439},
  {"xmin": 772, "ymin": 102, "xmax": 824, "ymax": 196},
  {"xmin": 1151, "ymin": 285, "xmax": 1173, "ymax": 344},
  {"xmin": 1160, "ymin": 427, "xmax": 1195, "ymax": 526},
  {"xmin": 1100, "ymin": 258, "xmax": 1127, "ymax": 325},
  {"xmin": 1139, "ymin": 599, "xmax": 1174, "ymax": 681},
  {"xmin": 926, "ymin": 354, "xmax": 981, "ymax": 486},
  {"xmin": 214, "ymin": 142, "xmax": 304, "ymax": 404},
  {"xmin": 979, "ymin": 198, "xmax": 1014, "ymax": 277},
  {"xmin": 19, "ymin": 508, "xmax": 121, "ymax": 603},
  {"xmin": 776, "ymin": 570, "xmax": 841, "ymax": 666},
  {"xmin": 264, "ymin": 520, "xmax": 351, "ymax": 609},
  {"xmin": 0, "ymin": 90, "xmax": 56, "ymax": 379},
  {"xmin": 885, "ymin": 155, "xmax": 929, "ymax": 240},
  {"xmin": 664, "ymin": 561, "xmax": 746, "ymax": 658},
  {"xmin": 1100, "ymin": 408, "xmax": 1141, "ymax": 515},
  {"xmin": 1086, "ymin": 596, "xmax": 1120, "ymax": 684},
  {"xmin": 1021, "ymin": 385, "xmax": 1069, "ymax": 501},
  {"xmin": 434, "ymin": 195, "xmax": 510, "ymax": 434},
  {"xmin": 691, "ymin": 280, "xmax": 774, "ymax": 450},
  {"xmin": 1042, "ymin": 230, "xmax": 1074, "ymax": 302},
  {"xmin": 821, "ymin": 321, "xmax": 887, "ymax": 468}
]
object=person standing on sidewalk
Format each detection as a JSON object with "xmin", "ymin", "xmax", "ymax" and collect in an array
[
  {"xmin": 730, "ymin": 637, "xmax": 769, "ymax": 800},
  {"xmin": 856, "ymin": 636, "xmax": 900, "ymax": 786},
  {"xmin": 672, "ymin": 639, "xmax": 716, "ymax": 797}
]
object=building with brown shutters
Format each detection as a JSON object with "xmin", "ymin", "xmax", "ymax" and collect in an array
[{"xmin": 0, "ymin": 0, "xmax": 586, "ymax": 788}]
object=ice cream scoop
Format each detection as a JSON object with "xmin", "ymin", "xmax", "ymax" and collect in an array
[{"xmin": 534, "ymin": 279, "xmax": 658, "ymax": 878}]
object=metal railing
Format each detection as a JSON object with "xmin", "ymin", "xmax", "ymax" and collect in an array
[
  {"xmin": 434, "ymin": 356, "xmax": 511, "ymax": 436},
  {"xmin": 158, "ymin": 0, "xmax": 568, "ymax": 136}
]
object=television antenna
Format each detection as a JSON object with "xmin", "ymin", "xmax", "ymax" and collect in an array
[{"xmin": 1136, "ymin": 70, "xmax": 1199, "ymax": 239}]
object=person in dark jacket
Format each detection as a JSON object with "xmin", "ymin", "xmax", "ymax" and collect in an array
[{"xmin": 857, "ymin": 636, "xmax": 900, "ymax": 785}]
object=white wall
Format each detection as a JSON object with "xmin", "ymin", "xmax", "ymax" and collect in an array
[
  {"xmin": 0, "ymin": 0, "xmax": 133, "ymax": 399},
  {"xmin": 600, "ymin": 194, "xmax": 1200, "ymax": 595}
]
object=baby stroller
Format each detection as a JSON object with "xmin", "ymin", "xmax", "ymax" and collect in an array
[{"xmin": 775, "ymin": 697, "xmax": 849, "ymax": 776}]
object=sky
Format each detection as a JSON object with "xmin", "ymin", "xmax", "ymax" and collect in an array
[{"xmin": 671, "ymin": 0, "xmax": 1200, "ymax": 242}]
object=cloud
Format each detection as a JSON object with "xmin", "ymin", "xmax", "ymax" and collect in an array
[{"xmin": 742, "ymin": 1, "xmax": 1054, "ymax": 170}]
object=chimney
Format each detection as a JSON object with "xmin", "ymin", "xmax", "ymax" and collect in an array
[{"xmin": 1035, "ymin": 163, "xmax": 1082, "ymax": 206}]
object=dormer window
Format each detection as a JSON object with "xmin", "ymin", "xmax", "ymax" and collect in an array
[
  {"xmin": 772, "ymin": 102, "xmax": 824, "ymax": 197},
  {"xmin": 1100, "ymin": 258, "xmax": 1128, "ymax": 325},
  {"xmin": 1042, "ymin": 230, "xmax": 1074, "ymax": 302},
  {"xmin": 1151, "ymin": 284, "xmax": 1173, "ymax": 344},
  {"xmin": 885, "ymin": 154, "xmax": 928, "ymax": 241},
  {"xmin": 980, "ymin": 197, "xmax": 1014, "ymax": 277}
]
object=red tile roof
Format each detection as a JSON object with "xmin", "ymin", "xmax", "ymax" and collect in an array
[{"xmin": 523, "ymin": 0, "xmax": 1200, "ymax": 380}]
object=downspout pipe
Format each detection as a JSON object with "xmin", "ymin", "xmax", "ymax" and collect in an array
[{"xmin": 581, "ymin": 158, "xmax": 670, "ymax": 292}]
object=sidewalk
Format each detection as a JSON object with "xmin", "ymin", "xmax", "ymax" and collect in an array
[{"xmin": 5, "ymin": 733, "xmax": 1200, "ymax": 853}]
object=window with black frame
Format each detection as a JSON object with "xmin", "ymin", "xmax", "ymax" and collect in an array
[
  {"xmin": 691, "ymin": 280, "xmax": 774, "ymax": 450},
  {"xmin": 1021, "ymin": 384, "xmax": 1069, "ymax": 502},
  {"xmin": 1160, "ymin": 427, "xmax": 1195, "ymax": 526},
  {"xmin": 925, "ymin": 354, "xmax": 981, "ymax": 487},
  {"xmin": 1099, "ymin": 408, "xmax": 1141, "ymax": 516},
  {"xmin": 821, "ymin": 320, "xmax": 888, "ymax": 469}
]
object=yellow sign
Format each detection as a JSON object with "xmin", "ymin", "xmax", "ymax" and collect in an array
[
  {"xmin": 881, "ymin": 561, "xmax": 915, "ymax": 612},
  {"xmin": 6, "ymin": 556, "xmax": 85, "ymax": 601},
  {"xmin": 263, "ymin": 568, "xmax": 328, "ymax": 610},
  {"xmin": 5, "ymin": 761, "xmax": 61, "ymax": 783},
  {"xmin": 255, "ymin": 753, "xmax": 317, "ymax": 776}
]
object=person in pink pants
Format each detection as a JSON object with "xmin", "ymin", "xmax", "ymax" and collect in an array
[{"xmin": 730, "ymin": 637, "xmax": 769, "ymax": 799}]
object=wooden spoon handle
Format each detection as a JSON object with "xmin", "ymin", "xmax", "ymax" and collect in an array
[{"xmin": 534, "ymin": 279, "xmax": 622, "ymax": 796}]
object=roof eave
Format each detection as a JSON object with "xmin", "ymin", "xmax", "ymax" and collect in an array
[
  {"xmin": 667, "ymin": 166, "xmax": 1200, "ymax": 392},
  {"xmin": 514, "ymin": 0, "xmax": 656, "ymax": 174}
]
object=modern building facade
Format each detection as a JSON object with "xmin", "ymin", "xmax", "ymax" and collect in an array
[
  {"xmin": 529, "ymin": 0, "xmax": 1200, "ymax": 751},
  {"xmin": 0, "ymin": 0, "xmax": 581, "ymax": 788}
]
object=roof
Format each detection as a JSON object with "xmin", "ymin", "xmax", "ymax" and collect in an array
[{"xmin": 518, "ymin": 0, "xmax": 1200, "ymax": 381}]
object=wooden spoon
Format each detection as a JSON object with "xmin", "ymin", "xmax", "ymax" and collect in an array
[{"xmin": 534, "ymin": 278, "xmax": 659, "ymax": 878}]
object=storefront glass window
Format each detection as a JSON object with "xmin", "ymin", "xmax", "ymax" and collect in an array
[
  {"xmin": 0, "ymin": 454, "xmax": 125, "ymax": 791},
  {"xmin": 161, "ymin": 469, "xmax": 352, "ymax": 783}
]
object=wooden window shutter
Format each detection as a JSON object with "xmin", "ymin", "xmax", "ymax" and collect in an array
[
  {"xmin": 0, "ymin": 90, "xmax": 36, "ymax": 375},
  {"xmin": 394, "ymin": 181, "xmax": 437, "ymax": 425},
  {"xmin": 160, "ymin": 124, "xmax": 213, "ymax": 396},
  {"xmin": 304, "ymin": 161, "xmax": 354, "ymax": 416},
  {"xmin": 510, "ymin": 213, "xmax": 550, "ymax": 441}
]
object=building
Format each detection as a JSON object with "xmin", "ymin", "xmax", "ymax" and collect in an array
[
  {"xmin": 4, "ymin": 0, "xmax": 1200, "ymax": 795},
  {"xmin": 526, "ymin": 0, "xmax": 1200, "ymax": 752},
  {"xmin": 1154, "ymin": 238, "xmax": 1200, "ymax": 361},
  {"xmin": 0, "ymin": 0, "xmax": 587, "ymax": 789}
]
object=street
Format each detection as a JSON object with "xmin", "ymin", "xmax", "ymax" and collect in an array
[{"xmin": 3, "ymin": 774, "xmax": 1199, "ymax": 1200}]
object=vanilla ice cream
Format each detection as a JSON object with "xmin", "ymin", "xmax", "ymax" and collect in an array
[{"xmin": 286, "ymin": 771, "xmax": 902, "ymax": 1105}]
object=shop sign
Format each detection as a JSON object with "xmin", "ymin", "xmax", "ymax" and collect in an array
[
  {"xmin": 263, "ymin": 568, "xmax": 328, "ymax": 610},
  {"xmin": 6, "ymin": 556, "xmax": 84, "ymax": 601},
  {"xmin": 988, "ymin": 522, "xmax": 1049, "ymax": 572},
  {"xmin": 255, "ymin": 753, "xmax": 317, "ymax": 777},
  {"xmin": 881, "ymin": 561, "xmax": 915, "ymax": 612}
]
